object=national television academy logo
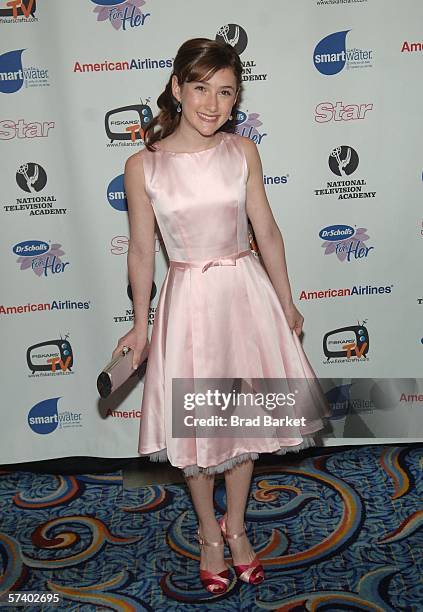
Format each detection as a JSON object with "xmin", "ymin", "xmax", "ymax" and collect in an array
[
  {"xmin": 215, "ymin": 24, "xmax": 268, "ymax": 82},
  {"xmin": 16, "ymin": 162, "xmax": 47, "ymax": 192}
]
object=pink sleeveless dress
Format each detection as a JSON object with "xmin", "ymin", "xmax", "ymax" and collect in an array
[{"xmin": 138, "ymin": 131, "xmax": 330, "ymax": 477}]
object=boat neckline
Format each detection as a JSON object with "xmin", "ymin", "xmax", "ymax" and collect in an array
[{"xmin": 155, "ymin": 132, "xmax": 227, "ymax": 155}]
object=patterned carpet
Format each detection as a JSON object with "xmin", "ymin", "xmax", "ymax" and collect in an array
[{"xmin": 0, "ymin": 444, "xmax": 421, "ymax": 611}]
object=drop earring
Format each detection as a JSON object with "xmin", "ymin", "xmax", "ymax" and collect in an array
[
  {"xmin": 229, "ymin": 114, "xmax": 233, "ymax": 120},
  {"xmin": 176, "ymin": 102, "xmax": 182, "ymax": 113}
]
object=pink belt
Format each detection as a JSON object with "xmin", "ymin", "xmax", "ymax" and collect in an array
[{"xmin": 169, "ymin": 249, "xmax": 251, "ymax": 273}]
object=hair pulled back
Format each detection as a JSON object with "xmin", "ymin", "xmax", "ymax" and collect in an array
[{"xmin": 143, "ymin": 38, "xmax": 242, "ymax": 151}]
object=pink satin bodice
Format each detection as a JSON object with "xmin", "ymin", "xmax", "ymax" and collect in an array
[{"xmin": 140, "ymin": 131, "xmax": 251, "ymax": 263}]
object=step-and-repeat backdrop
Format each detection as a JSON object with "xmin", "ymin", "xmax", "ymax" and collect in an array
[{"xmin": 1, "ymin": 0, "xmax": 422, "ymax": 463}]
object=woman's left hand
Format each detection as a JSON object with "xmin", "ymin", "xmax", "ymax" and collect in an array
[{"xmin": 283, "ymin": 302, "xmax": 304, "ymax": 336}]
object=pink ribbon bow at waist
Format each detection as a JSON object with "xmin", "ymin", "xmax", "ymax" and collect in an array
[{"xmin": 170, "ymin": 249, "xmax": 251, "ymax": 273}]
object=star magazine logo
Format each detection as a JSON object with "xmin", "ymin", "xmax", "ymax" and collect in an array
[
  {"xmin": 315, "ymin": 101, "xmax": 373, "ymax": 123},
  {"xmin": 0, "ymin": 118, "xmax": 55, "ymax": 140}
]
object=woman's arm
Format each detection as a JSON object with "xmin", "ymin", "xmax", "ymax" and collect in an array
[
  {"xmin": 240, "ymin": 136, "xmax": 303, "ymax": 334},
  {"xmin": 124, "ymin": 152, "xmax": 156, "ymax": 336}
]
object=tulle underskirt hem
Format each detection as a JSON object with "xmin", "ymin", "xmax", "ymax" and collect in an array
[{"xmin": 140, "ymin": 435, "xmax": 316, "ymax": 477}]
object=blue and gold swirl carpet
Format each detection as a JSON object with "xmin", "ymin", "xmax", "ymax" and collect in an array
[{"xmin": 0, "ymin": 444, "xmax": 422, "ymax": 611}]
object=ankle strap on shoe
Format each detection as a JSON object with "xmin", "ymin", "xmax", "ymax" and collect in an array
[
  {"xmin": 225, "ymin": 527, "xmax": 246, "ymax": 541},
  {"xmin": 196, "ymin": 531, "xmax": 223, "ymax": 547}
]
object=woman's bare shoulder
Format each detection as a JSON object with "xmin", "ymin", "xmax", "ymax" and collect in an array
[{"xmin": 124, "ymin": 146, "xmax": 155, "ymax": 181}]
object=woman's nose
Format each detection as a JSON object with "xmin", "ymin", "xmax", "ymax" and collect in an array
[{"xmin": 206, "ymin": 93, "xmax": 218, "ymax": 111}]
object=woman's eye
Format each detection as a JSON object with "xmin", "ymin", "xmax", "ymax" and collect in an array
[
  {"xmin": 195, "ymin": 85, "xmax": 205, "ymax": 91},
  {"xmin": 221, "ymin": 90, "xmax": 231, "ymax": 96}
]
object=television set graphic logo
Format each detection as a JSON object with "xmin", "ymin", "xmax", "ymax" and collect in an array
[
  {"xmin": 234, "ymin": 110, "xmax": 267, "ymax": 145},
  {"xmin": 319, "ymin": 224, "xmax": 374, "ymax": 263},
  {"xmin": 28, "ymin": 397, "xmax": 82, "ymax": 434},
  {"xmin": 323, "ymin": 323, "xmax": 369, "ymax": 363},
  {"xmin": 105, "ymin": 102, "xmax": 153, "ymax": 146},
  {"xmin": 0, "ymin": 0, "xmax": 37, "ymax": 20},
  {"xmin": 91, "ymin": 0, "xmax": 150, "ymax": 31},
  {"xmin": 27, "ymin": 335, "xmax": 73, "ymax": 376},
  {"xmin": 0, "ymin": 49, "xmax": 49, "ymax": 93},
  {"xmin": 107, "ymin": 174, "xmax": 127, "ymax": 211},
  {"xmin": 13, "ymin": 240, "xmax": 70, "ymax": 277},
  {"xmin": 313, "ymin": 30, "xmax": 373, "ymax": 75},
  {"xmin": 16, "ymin": 162, "xmax": 47, "ymax": 192}
]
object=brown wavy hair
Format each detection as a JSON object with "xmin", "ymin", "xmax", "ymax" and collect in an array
[{"xmin": 143, "ymin": 38, "xmax": 243, "ymax": 151}]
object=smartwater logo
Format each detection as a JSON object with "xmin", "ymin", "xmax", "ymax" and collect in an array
[
  {"xmin": 0, "ymin": 49, "xmax": 49, "ymax": 93},
  {"xmin": 313, "ymin": 31, "xmax": 373, "ymax": 75},
  {"xmin": 28, "ymin": 397, "xmax": 82, "ymax": 434},
  {"xmin": 107, "ymin": 174, "xmax": 127, "ymax": 210}
]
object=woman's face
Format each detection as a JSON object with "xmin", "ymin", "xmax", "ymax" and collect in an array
[{"xmin": 172, "ymin": 67, "xmax": 238, "ymax": 138}]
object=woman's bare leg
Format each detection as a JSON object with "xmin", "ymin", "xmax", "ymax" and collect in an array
[
  {"xmin": 224, "ymin": 459, "xmax": 257, "ymax": 564},
  {"xmin": 185, "ymin": 472, "xmax": 225, "ymax": 574}
]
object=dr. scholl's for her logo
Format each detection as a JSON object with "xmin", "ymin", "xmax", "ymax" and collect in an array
[
  {"xmin": 234, "ymin": 110, "xmax": 267, "ymax": 144},
  {"xmin": 320, "ymin": 225, "xmax": 374, "ymax": 262},
  {"xmin": 13, "ymin": 240, "xmax": 70, "ymax": 277},
  {"xmin": 314, "ymin": 31, "xmax": 373, "ymax": 75},
  {"xmin": 91, "ymin": 0, "xmax": 150, "ymax": 31}
]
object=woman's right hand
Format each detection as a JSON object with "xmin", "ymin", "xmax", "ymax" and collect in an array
[{"xmin": 112, "ymin": 327, "xmax": 149, "ymax": 370}]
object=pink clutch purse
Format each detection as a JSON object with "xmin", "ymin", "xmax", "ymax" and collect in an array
[{"xmin": 97, "ymin": 344, "xmax": 149, "ymax": 398}]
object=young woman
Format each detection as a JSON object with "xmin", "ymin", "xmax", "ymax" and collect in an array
[{"xmin": 113, "ymin": 38, "xmax": 329, "ymax": 594}]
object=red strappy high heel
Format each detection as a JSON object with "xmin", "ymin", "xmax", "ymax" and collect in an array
[
  {"xmin": 196, "ymin": 529, "xmax": 230, "ymax": 594},
  {"xmin": 218, "ymin": 514, "xmax": 264, "ymax": 585}
]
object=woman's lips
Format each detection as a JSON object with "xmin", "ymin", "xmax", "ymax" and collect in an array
[{"xmin": 197, "ymin": 112, "xmax": 219, "ymax": 122}]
